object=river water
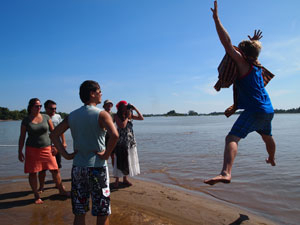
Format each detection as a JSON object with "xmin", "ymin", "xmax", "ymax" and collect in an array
[{"xmin": 0, "ymin": 114, "xmax": 299, "ymax": 224}]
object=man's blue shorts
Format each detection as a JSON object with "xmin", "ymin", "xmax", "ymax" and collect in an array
[{"xmin": 229, "ymin": 111, "xmax": 274, "ymax": 138}]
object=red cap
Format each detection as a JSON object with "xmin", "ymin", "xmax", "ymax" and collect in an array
[{"xmin": 116, "ymin": 100, "xmax": 127, "ymax": 110}]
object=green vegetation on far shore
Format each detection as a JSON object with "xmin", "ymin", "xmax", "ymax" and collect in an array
[
  {"xmin": 144, "ymin": 107, "xmax": 300, "ymax": 117},
  {"xmin": 1, "ymin": 106, "xmax": 300, "ymax": 121},
  {"xmin": 0, "ymin": 107, "xmax": 68, "ymax": 121}
]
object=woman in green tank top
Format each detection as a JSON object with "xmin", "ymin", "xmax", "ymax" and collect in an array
[{"xmin": 18, "ymin": 98, "xmax": 68, "ymax": 204}]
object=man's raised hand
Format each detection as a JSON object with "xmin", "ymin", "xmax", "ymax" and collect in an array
[{"xmin": 248, "ymin": 29, "xmax": 263, "ymax": 41}]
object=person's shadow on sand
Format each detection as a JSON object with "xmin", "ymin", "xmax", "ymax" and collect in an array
[
  {"xmin": 109, "ymin": 182, "xmax": 131, "ymax": 192},
  {"xmin": 0, "ymin": 186, "xmax": 70, "ymax": 209},
  {"xmin": 229, "ymin": 214, "xmax": 249, "ymax": 225},
  {"xmin": 44, "ymin": 178, "xmax": 72, "ymax": 185},
  {"xmin": 0, "ymin": 189, "xmax": 33, "ymax": 209}
]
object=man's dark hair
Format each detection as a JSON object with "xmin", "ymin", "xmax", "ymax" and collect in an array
[
  {"xmin": 79, "ymin": 80, "xmax": 100, "ymax": 103},
  {"xmin": 44, "ymin": 99, "xmax": 56, "ymax": 109}
]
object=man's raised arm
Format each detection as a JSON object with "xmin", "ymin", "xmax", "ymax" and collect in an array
[{"xmin": 211, "ymin": 1, "xmax": 242, "ymax": 62}]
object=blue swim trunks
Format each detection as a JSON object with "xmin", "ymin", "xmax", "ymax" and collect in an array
[
  {"xmin": 71, "ymin": 166, "xmax": 111, "ymax": 216},
  {"xmin": 229, "ymin": 111, "xmax": 274, "ymax": 138}
]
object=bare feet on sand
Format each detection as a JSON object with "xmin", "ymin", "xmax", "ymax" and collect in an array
[
  {"xmin": 35, "ymin": 198, "xmax": 44, "ymax": 204},
  {"xmin": 266, "ymin": 157, "xmax": 276, "ymax": 166},
  {"xmin": 204, "ymin": 175, "xmax": 231, "ymax": 186},
  {"xmin": 34, "ymin": 193, "xmax": 44, "ymax": 204}
]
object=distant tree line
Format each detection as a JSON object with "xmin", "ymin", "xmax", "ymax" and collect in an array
[
  {"xmin": 0, "ymin": 107, "xmax": 27, "ymax": 120},
  {"xmin": 0, "ymin": 107, "xmax": 68, "ymax": 121},
  {"xmin": 144, "ymin": 110, "xmax": 204, "ymax": 117},
  {"xmin": 143, "ymin": 107, "xmax": 300, "ymax": 117},
  {"xmin": 1, "ymin": 106, "xmax": 300, "ymax": 120},
  {"xmin": 274, "ymin": 107, "xmax": 300, "ymax": 114}
]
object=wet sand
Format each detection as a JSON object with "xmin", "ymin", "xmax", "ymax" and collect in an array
[{"xmin": 0, "ymin": 176, "xmax": 277, "ymax": 225}]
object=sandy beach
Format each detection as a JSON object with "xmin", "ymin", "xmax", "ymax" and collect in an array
[{"xmin": 0, "ymin": 176, "xmax": 277, "ymax": 225}]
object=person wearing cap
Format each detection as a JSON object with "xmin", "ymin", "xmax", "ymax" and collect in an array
[
  {"xmin": 113, "ymin": 100, "xmax": 144, "ymax": 188},
  {"xmin": 103, "ymin": 100, "xmax": 113, "ymax": 115},
  {"xmin": 103, "ymin": 100, "xmax": 115, "ymax": 166}
]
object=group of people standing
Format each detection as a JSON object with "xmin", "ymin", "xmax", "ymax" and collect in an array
[
  {"xmin": 18, "ymin": 81, "xmax": 144, "ymax": 225},
  {"xmin": 17, "ymin": 1, "xmax": 277, "ymax": 225}
]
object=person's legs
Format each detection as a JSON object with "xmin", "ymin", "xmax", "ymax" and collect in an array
[
  {"xmin": 49, "ymin": 169, "xmax": 68, "ymax": 195},
  {"xmin": 123, "ymin": 176, "xmax": 132, "ymax": 186},
  {"xmin": 260, "ymin": 134, "xmax": 276, "ymax": 166},
  {"xmin": 38, "ymin": 170, "xmax": 46, "ymax": 193},
  {"xmin": 97, "ymin": 216, "xmax": 109, "ymax": 225},
  {"xmin": 222, "ymin": 135, "xmax": 241, "ymax": 177},
  {"xmin": 204, "ymin": 135, "xmax": 240, "ymax": 185},
  {"xmin": 113, "ymin": 155, "xmax": 120, "ymax": 188},
  {"xmin": 71, "ymin": 167, "xmax": 90, "ymax": 225},
  {"xmin": 91, "ymin": 166, "xmax": 111, "ymax": 224},
  {"xmin": 52, "ymin": 149, "xmax": 62, "ymax": 188},
  {"xmin": 29, "ymin": 172, "xmax": 43, "ymax": 204},
  {"xmin": 114, "ymin": 177, "xmax": 119, "ymax": 188},
  {"xmin": 256, "ymin": 113, "xmax": 276, "ymax": 166},
  {"xmin": 55, "ymin": 152, "xmax": 62, "ymax": 169},
  {"xmin": 74, "ymin": 214, "xmax": 86, "ymax": 225},
  {"xmin": 204, "ymin": 111, "xmax": 256, "ymax": 185}
]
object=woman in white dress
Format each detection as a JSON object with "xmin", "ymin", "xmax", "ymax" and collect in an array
[{"xmin": 113, "ymin": 101, "xmax": 144, "ymax": 187}]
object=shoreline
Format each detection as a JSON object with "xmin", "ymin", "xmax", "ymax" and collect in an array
[
  {"xmin": 0, "ymin": 176, "xmax": 277, "ymax": 225},
  {"xmin": 1, "ymin": 110, "xmax": 300, "ymax": 122}
]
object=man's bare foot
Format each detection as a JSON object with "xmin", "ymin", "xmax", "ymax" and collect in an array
[
  {"xmin": 35, "ymin": 198, "xmax": 44, "ymax": 204},
  {"xmin": 204, "ymin": 174, "xmax": 231, "ymax": 186},
  {"xmin": 266, "ymin": 157, "xmax": 276, "ymax": 166},
  {"xmin": 38, "ymin": 188, "xmax": 44, "ymax": 194}
]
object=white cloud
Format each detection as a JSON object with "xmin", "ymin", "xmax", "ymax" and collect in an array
[
  {"xmin": 193, "ymin": 78, "xmax": 230, "ymax": 96},
  {"xmin": 262, "ymin": 36, "xmax": 300, "ymax": 78}
]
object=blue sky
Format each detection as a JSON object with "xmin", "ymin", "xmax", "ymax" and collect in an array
[{"xmin": 1, "ymin": 0, "xmax": 299, "ymax": 114}]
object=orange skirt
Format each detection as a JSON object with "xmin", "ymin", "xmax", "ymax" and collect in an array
[{"xmin": 24, "ymin": 146, "xmax": 58, "ymax": 173}]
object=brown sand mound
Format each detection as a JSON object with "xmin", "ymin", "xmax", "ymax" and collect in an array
[{"xmin": 0, "ymin": 177, "xmax": 277, "ymax": 225}]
